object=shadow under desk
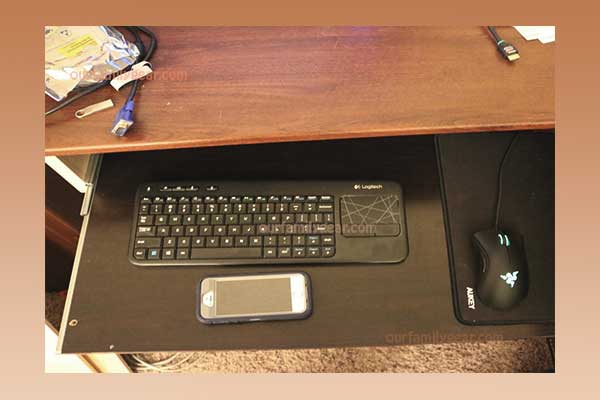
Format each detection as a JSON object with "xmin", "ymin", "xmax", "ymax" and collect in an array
[{"xmin": 58, "ymin": 134, "xmax": 554, "ymax": 353}]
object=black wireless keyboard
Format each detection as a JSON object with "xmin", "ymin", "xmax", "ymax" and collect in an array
[{"xmin": 129, "ymin": 181, "xmax": 408, "ymax": 266}]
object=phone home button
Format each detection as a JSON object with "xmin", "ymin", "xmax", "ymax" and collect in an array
[{"xmin": 202, "ymin": 291, "xmax": 214, "ymax": 307}]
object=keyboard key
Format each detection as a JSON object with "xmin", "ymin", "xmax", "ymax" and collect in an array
[
  {"xmin": 278, "ymin": 247, "xmax": 291, "ymax": 258},
  {"xmin": 163, "ymin": 237, "xmax": 176, "ymax": 247},
  {"xmin": 178, "ymin": 204, "xmax": 190, "ymax": 214},
  {"xmin": 171, "ymin": 226, "xmax": 184, "ymax": 236},
  {"xmin": 318, "ymin": 204, "xmax": 333, "ymax": 212},
  {"xmin": 176, "ymin": 248, "xmax": 189, "ymax": 259},
  {"xmin": 192, "ymin": 237, "xmax": 205, "ymax": 247},
  {"xmin": 304, "ymin": 203, "xmax": 316, "ymax": 212},
  {"xmin": 293, "ymin": 247, "xmax": 306, "ymax": 258},
  {"xmin": 155, "ymin": 215, "xmax": 167, "ymax": 225},
  {"xmin": 185, "ymin": 226, "xmax": 197, "ymax": 236},
  {"xmin": 192, "ymin": 204, "xmax": 204, "ymax": 214},
  {"xmin": 197, "ymin": 215, "xmax": 210, "ymax": 225},
  {"xmin": 162, "ymin": 248, "xmax": 175, "ymax": 259},
  {"xmin": 211, "ymin": 214, "xmax": 224, "ymax": 225},
  {"xmin": 253, "ymin": 214, "xmax": 267, "ymax": 224},
  {"xmin": 157, "ymin": 227, "xmax": 170, "ymax": 236},
  {"xmin": 214, "ymin": 225, "xmax": 226, "ymax": 236},
  {"xmin": 150, "ymin": 204, "xmax": 163, "ymax": 214},
  {"xmin": 319, "ymin": 195, "xmax": 333, "ymax": 202},
  {"xmin": 226, "ymin": 215, "xmax": 239, "ymax": 224},
  {"xmin": 296, "ymin": 214, "xmax": 308, "ymax": 223},
  {"xmin": 228, "ymin": 225, "xmax": 241, "ymax": 235},
  {"xmin": 322, "ymin": 235, "xmax": 335, "ymax": 245},
  {"xmin": 135, "ymin": 238, "xmax": 161, "ymax": 248},
  {"xmin": 137, "ymin": 226, "xmax": 156, "ymax": 237},
  {"xmin": 177, "ymin": 237, "xmax": 190, "ymax": 247},
  {"xmin": 139, "ymin": 204, "xmax": 150, "ymax": 214},
  {"xmin": 307, "ymin": 235, "xmax": 320, "ymax": 245},
  {"xmin": 134, "ymin": 248, "xmax": 146, "ymax": 259},
  {"xmin": 164, "ymin": 204, "xmax": 176, "ymax": 214},
  {"xmin": 293, "ymin": 235, "xmax": 305, "ymax": 246},
  {"xmin": 138, "ymin": 215, "xmax": 153, "ymax": 225},
  {"xmin": 322, "ymin": 247, "xmax": 335, "ymax": 257},
  {"xmin": 310, "ymin": 213, "xmax": 323, "ymax": 223},
  {"xmin": 278, "ymin": 235, "xmax": 291, "ymax": 246},
  {"xmin": 169, "ymin": 215, "xmax": 182, "ymax": 225},
  {"xmin": 183, "ymin": 215, "xmax": 195, "ymax": 225},
  {"xmin": 264, "ymin": 236, "xmax": 277, "ymax": 247},
  {"xmin": 199, "ymin": 226, "xmax": 212, "ymax": 236},
  {"xmin": 191, "ymin": 248, "xmax": 262, "ymax": 259},
  {"xmin": 263, "ymin": 248, "xmax": 277, "ymax": 258},
  {"xmin": 235, "ymin": 237, "xmax": 248, "ymax": 247},
  {"xmin": 221, "ymin": 237, "xmax": 233, "ymax": 247},
  {"xmin": 281, "ymin": 195, "xmax": 293, "ymax": 202},
  {"xmin": 249, "ymin": 236, "xmax": 262, "ymax": 247},
  {"xmin": 242, "ymin": 225, "xmax": 255, "ymax": 235},
  {"xmin": 307, "ymin": 247, "xmax": 321, "ymax": 257},
  {"xmin": 206, "ymin": 237, "xmax": 219, "ymax": 247},
  {"xmin": 148, "ymin": 248, "xmax": 161, "ymax": 259}
]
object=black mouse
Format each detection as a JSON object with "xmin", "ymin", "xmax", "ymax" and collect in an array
[{"xmin": 473, "ymin": 229, "xmax": 528, "ymax": 310}]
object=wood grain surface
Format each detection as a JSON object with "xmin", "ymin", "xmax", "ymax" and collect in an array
[{"xmin": 45, "ymin": 27, "xmax": 554, "ymax": 156}]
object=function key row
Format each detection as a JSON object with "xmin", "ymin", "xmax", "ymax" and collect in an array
[{"xmin": 140, "ymin": 195, "xmax": 333, "ymax": 205}]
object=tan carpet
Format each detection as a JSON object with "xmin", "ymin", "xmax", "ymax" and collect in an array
[{"xmin": 46, "ymin": 292, "xmax": 553, "ymax": 373}]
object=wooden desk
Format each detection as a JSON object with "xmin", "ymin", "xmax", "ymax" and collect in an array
[{"xmin": 45, "ymin": 27, "xmax": 554, "ymax": 156}]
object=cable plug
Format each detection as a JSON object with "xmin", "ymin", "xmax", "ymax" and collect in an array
[
  {"xmin": 496, "ymin": 39, "xmax": 520, "ymax": 62},
  {"xmin": 111, "ymin": 99, "xmax": 135, "ymax": 136}
]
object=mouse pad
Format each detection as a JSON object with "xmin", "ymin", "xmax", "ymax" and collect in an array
[{"xmin": 436, "ymin": 132, "xmax": 554, "ymax": 325}]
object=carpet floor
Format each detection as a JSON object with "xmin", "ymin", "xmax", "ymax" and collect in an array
[{"xmin": 46, "ymin": 292, "xmax": 553, "ymax": 373}]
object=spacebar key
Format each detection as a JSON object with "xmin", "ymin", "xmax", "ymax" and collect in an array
[{"xmin": 191, "ymin": 248, "xmax": 262, "ymax": 259}]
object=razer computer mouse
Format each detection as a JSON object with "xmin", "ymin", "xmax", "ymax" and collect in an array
[{"xmin": 473, "ymin": 229, "xmax": 529, "ymax": 310}]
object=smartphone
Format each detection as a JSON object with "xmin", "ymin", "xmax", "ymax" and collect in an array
[{"xmin": 197, "ymin": 272, "xmax": 312, "ymax": 324}]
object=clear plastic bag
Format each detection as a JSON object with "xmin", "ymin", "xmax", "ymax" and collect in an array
[{"xmin": 45, "ymin": 26, "xmax": 140, "ymax": 101}]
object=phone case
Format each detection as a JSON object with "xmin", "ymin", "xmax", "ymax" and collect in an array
[{"xmin": 196, "ymin": 271, "xmax": 313, "ymax": 325}]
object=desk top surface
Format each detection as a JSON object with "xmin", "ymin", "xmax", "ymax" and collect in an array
[{"xmin": 45, "ymin": 26, "xmax": 554, "ymax": 156}]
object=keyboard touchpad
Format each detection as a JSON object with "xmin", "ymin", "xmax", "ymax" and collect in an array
[{"xmin": 340, "ymin": 195, "xmax": 401, "ymax": 237}]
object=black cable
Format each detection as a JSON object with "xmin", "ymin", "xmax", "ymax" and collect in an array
[
  {"xmin": 494, "ymin": 134, "xmax": 520, "ymax": 231},
  {"xmin": 487, "ymin": 26, "xmax": 502, "ymax": 43},
  {"xmin": 485, "ymin": 26, "xmax": 520, "ymax": 62},
  {"xmin": 45, "ymin": 26, "xmax": 157, "ymax": 116}
]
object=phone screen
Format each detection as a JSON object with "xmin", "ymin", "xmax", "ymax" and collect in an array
[{"xmin": 215, "ymin": 277, "xmax": 292, "ymax": 316}]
